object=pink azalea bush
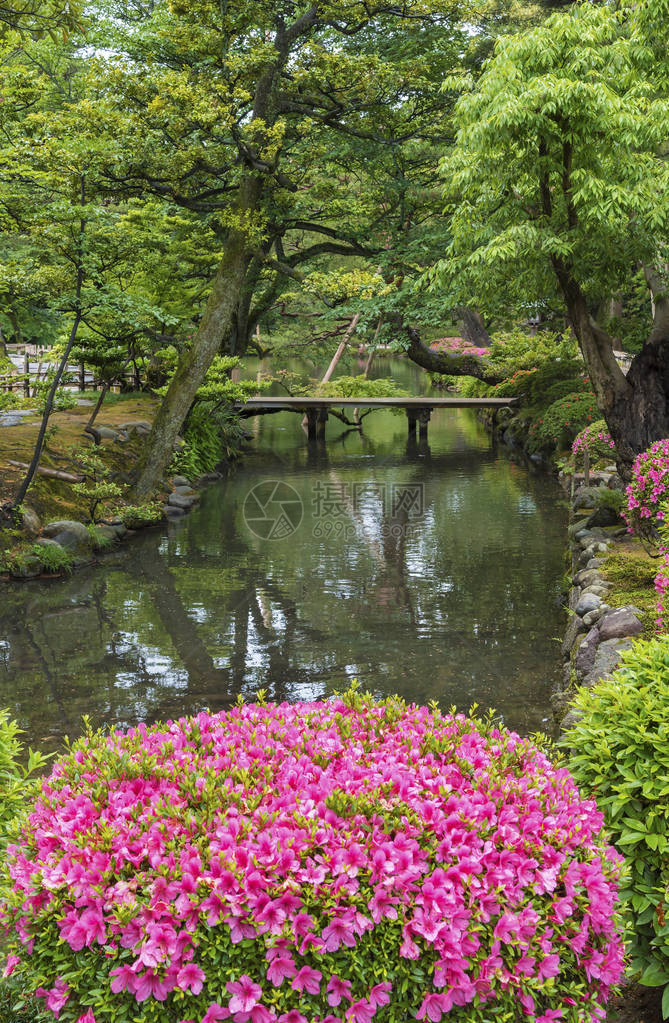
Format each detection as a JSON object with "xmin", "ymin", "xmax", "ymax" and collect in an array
[
  {"xmin": 622, "ymin": 439, "xmax": 669, "ymax": 536},
  {"xmin": 0, "ymin": 692, "xmax": 625, "ymax": 1023},
  {"xmin": 571, "ymin": 421, "xmax": 616, "ymax": 465},
  {"xmin": 621, "ymin": 440, "xmax": 669, "ymax": 626},
  {"xmin": 429, "ymin": 338, "xmax": 489, "ymax": 358}
]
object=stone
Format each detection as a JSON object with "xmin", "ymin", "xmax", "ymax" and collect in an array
[
  {"xmin": 578, "ymin": 548, "xmax": 596, "ymax": 568},
  {"xmin": 35, "ymin": 538, "xmax": 65, "ymax": 551},
  {"xmin": 198, "ymin": 472, "xmax": 222, "ymax": 485},
  {"xmin": 561, "ymin": 615, "xmax": 587, "ymax": 659},
  {"xmin": 174, "ymin": 486, "xmax": 200, "ymax": 499},
  {"xmin": 574, "ymin": 625, "xmax": 601, "ymax": 676},
  {"xmin": 19, "ymin": 505, "xmax": 41, "ymax": 538},
  {"xmin": 561, "ymin": 707, "xmax": 583, "ymax": 732},
  {"xmin": 607, "ymin": 473, "xmax": 624, "ymax": 491},
  {"xmin": 91, "ymin": 525, "xmax": 121, "ymax": 548},
  {"xmin": 583, "ymin": 604, "xmax": 609, "ymax": 628},
  {"xmin": 575, "ymin": 592, "xmax": 602, "ymax": 617},
  {"xmin": 585, "ymin": 506, "xmax": 621, "ymax": 529},
  {"xmin": 10, "ymin": 554, "xmax": 43, "ymax": 579},
  {"xmin": 586, "ymin": 558, "xmax": 605, "ymax": 570},
  {"xmin": 573, "ymin": 568, "xmax": 603, "ymax": 588},
  {"xmin": 171, "ymin": 475, "xmax": 193, "ymax": 488},
  {"xmin": 164, "ymin": 505, "xmax": 186, "ymax": 519},
  {"xmin": 597, "ymin": 607, "xmax": 644, "ymax": 642},
  {"xmin": 583, "ymin": 583, "xmax": 613, "ymax": 598},
  {"xmin": 167, "ymin": 493, "xmax": 196, "ymax": 509},
  {"xmin": 53, "ymin": 530, "xmax": 91, "ymax": 554},
  {"xmin": 42, "ymin": 520, "xmax": 92, "ymax": 546},
  {"xmin": 568, "ymin": 586, "xmax": 582, "ymax": 611},
  {"xmin": 119, "ymin": 420, "xmax": 152, "ymax": 432},
  {"xmin": 573, "ymin": 486, "xmax": 603, "ymax": 510},
  {"xmin": 585, "ymin": 637, "xmax": 636, "ymax": 686},
  {"xmin": 568, "ymin": 517, "xmax": 592, "ymax": 538},
  {"xmin": 94, "ymin": 426, "xmax": 119, "ymax": 440}
]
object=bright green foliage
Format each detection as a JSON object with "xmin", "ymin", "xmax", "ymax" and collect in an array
[
  {"xmin": 29, "ymin": 542, "xmax": 73, "ymax": 575},
  {"xmin": 563, "ymin": 637, "xmax": 669, "ymax": 1007},
  {"xmin": 315, "ymin": 377, "xmax": 409, "ymax": 399},
  {"xmin": 431, "ymin": 3, "xmax": 669, "ymax": 321},
  {"xmin": 71, "ymin": 448, "xmax": 123, "ymax": 523},
  {"xmin": 0, "ymin": 709, "xmax": 48, "ymax": 853},
  {"xmin": 115, "ymin": 502, "xmax": 163, "ymax": 529}
]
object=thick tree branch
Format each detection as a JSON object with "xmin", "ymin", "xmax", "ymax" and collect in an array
[{"xmin": 404, "ymin": 325, "xmax": 503, "ymax": 384}]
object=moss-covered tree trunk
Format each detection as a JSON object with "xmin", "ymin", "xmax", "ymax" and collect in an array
[{"xmin": 130, "ymin": 180, "xmax": 260, "ymax": 501}]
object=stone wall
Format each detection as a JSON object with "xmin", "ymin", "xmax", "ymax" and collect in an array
[{"xmin": 555, "ymin": 466, "xmax": 644, "ymax": 731}]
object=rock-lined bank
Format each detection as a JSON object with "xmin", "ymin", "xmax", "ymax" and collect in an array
[
  {"xmin": 553, "ymin": 466, "xmax": 646, "ymax": 732},
  {"xmin": 2, "ymin": 467, "xmax": 224, "ymax": 581}
]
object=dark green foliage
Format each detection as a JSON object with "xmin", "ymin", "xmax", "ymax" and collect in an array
[{"xmin": 527, "ymin": 392, "xmax": 599, "ymax": 453}]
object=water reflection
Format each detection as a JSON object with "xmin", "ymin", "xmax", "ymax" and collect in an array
[{"xmin": 0, "ymin": 366, "xmax": 567, "ymax": 752}]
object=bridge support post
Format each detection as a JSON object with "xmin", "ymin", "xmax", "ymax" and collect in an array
[
  {"xmin": 407, "ymin": 410, "xmax": 417, "ymax": 438},
  {"xmin": 316, "ymin": 407, "xmax": 328, "ymax": 440},
  {"xmin": 305, "ymin": 408, "xmax": 318, "ymax": 441},
  {"xmin": 418, "ymin": 409, "xmax": 431, "ymax": 442}
]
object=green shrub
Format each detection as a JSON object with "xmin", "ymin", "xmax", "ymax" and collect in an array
[
  {"xmin": 116, "ymin": 501, "xmax": 163, "ymax": 529},
  {"xmin": 527, "ymin": 392, "xmax": 600, "ymax": 453},
  {"xmin": 563, "ymin": 637, "xmax": 669, "ymax": 1009},
  {"xmin": 0, "ymin": 709, "xmax": 48, "ymax": 853},
  {"xmin": 0, "ymin": 391, "xmax": 29, "ymax": 412},
  {"xmin": 30, "ymin": 542, "xmax": 74, "ymax": 576},
  {"xmin": 594, "ymin": 488, "xmax": 624, "ymax": 514}
]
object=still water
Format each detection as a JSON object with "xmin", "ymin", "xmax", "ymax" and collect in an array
[{"xmin": 0, "ymin": 360, "xmax": 567, "ymax": 752}]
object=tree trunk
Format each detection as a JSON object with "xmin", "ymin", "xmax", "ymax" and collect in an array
[
  {"xmin": 87, "ymin": 384, "xmax": 109, "ymax": 429},
  {"xmin": 130, "ymin": 181, "xmax": 260, "ymax": 501},
  {"xmin": 456, "ymin": 307, "xmax": 491, "ymax": 348},
  {"xmin": 9, "ymin": 308, "xmax": 83, "ymax": 510},
  {"xmin": 552, "ymin": 259, "xmax": 669, "ymax": 478},
  {"xmin": 321, "ymin": 313, "xmax": 360, "ymax": 384},
  {"xmin": 606, "ymin": 342, "xmax": 669, "ymax": 475}
]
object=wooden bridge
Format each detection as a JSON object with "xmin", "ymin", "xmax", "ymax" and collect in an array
[{"xmin": 234, "ymin": 396, "xmax": 518, "ymax": 441}]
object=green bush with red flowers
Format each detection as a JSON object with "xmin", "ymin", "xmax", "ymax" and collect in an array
[{"xmin": 527, "ymin": 392, "xmax": 601, "ymax": 454}]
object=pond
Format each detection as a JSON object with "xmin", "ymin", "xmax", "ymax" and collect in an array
[{"xmin": 0, "ymin": 358, "xmax": 568, "ymax": 753}]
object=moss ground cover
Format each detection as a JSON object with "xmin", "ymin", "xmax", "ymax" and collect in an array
[
  {"xmin": 0, "ymin": 693, "xmax": 624, "ymax": 1023},
  {"xmin": 600, "ymin": 542, "xmax": 659, "ymax": 638}
]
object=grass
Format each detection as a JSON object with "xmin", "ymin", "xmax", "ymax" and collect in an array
[{"xmin": 600, "ymin": 537, "xmax": 659, "ymax": 637}]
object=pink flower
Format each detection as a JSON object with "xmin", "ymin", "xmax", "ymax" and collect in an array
[
  {"xmin": 369, "ymin": 982, "xmax": 391, "ymax": 1008},
  {"xmin": 76, "ymin": 1013, "xmax": 97, "ymax": 1023},
  {"xmin": 2, "ymin": 954, "xmax": 20, "ymax": 978},
  {"xmin": 36, "ymin": 979, "xmax": 70, "ymax": 1017},
  {"xmin": 327, "ymin": 975, "xmax": 353, "ymax": 1006},
  {"xmin": 202, "ymin": 1005, "xmax": 231, "ymax": 1023},
  {"xmin": 416, "ymin": 993, "xmax": 450, "ymax": 1022},
  {"xmin": 538, "ymin": 954, "xmax": 560, "ymax": 980},
  {"xmin": 322, "ymin": 916, "xmax": 356, "ymax": 952},
  {"xmin": 292, "ymin": 965, "xmax": 322, "ymax": 995},
  {"xmin": 346, "ymin": 1000, "xmax": 376, "ymax": 1023},
  {"xmin": 227, "ymin": 976, "xmax": 262, "ymax": 1014},
  {"xmin": 178, "ymin": 963, "xmax": 206, "ymax": 995},
  {"xmin": 267, "ymin": 955, "xmax": 296, "ymax": 986},
  {"xmin": 278, "ymin": 1013, "xmax": 307, "ymax": 1023}
]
